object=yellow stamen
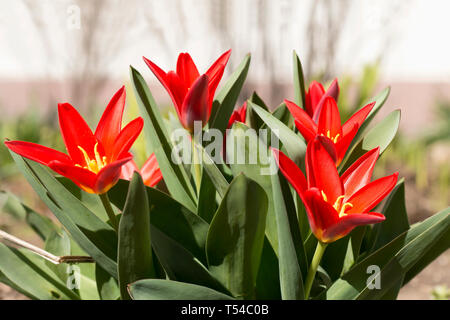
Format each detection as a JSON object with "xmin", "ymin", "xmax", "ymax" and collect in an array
[
  {"xmin": 77, "ymin": 142, "xmax": 107, "ymax": 173},
  {"xmin": 321, "ymin": 130, "xmax": 340, "ymax": 143},
  {"xmin": 321, "ymin": 191, "xmax": 353, "ymax": 218}
]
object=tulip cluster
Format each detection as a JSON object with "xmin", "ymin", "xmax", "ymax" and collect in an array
[{"xmin": 4, "ymin": 49, "xmax": 433, "ymax": 302}]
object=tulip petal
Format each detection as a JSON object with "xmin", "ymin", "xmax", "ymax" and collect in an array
[
  {"xmin": 166, "ymin": 71, "xmax": 188, "ymax": 115},
  {"xmin": 303, "ymin": 188, "xmax": 339, "ymax": 242},
  {"xmin": 342, "ymin": 102, "xmax": 375, "ymax": 136},
  {"xmin": 176, "ymin": 53, "xmax": 200, "ymax": 87},
  {"xmin": 305, "ymin": 81, "xmax": 325, "ymax": 116},
  {"xmin": 95, "ymin": 86, "xmax": 126, "ymax": 155},
  {"xmin": 48, "ymin": 160, "xmax": 97, "ymax": 192},
  {"xmin": 120, "ymin": 159, "xmax": 139, "ymax": 181},
  {"xmin": 94, "ymin": 156, "xmax": 133, "ymax": 194},
  {"xmin": 312, "ymin": 78, "xmax": 340, "ymax": 123},
  {"xmin": 308, "ymin": 138, "xmax": 344, "ymax": 204},
  {"xmin": 322, "ymin": 212, "xmax": 385, "ymax": 243},
  {"xmin": 271, "ymin": 148, "xmax": 307, "ymax": 196},
  {"xmin": 58, "ymin": 103, "xmax": 97, "ymax": 165},
  {"xmin": 143, "ymin": 56, "xmax": 186, "ymax": 114},
  {"xmin": 180, "ymin": 74, "xmax": 209, "ymax": 131},
  {"xmin": 227, "ymin": 102, "xmax": 247, "ymax": 128},
  {"xmin": 285, "ymin": 99, "xmax": 318, "ymax": 142},
  {"xmin": 317, "ymin": 97, "xmax": 342, "ymax": 141},
  {"xmin": 341, "ymin": 147, "xmax": 380, "ymax": 198},
  {"xmin": 111, "ymin": 117, "xmax": 144, "ymax": 160},
  {"xmin": 5, "ymin": 140, "xmax": 72, "ymax": 166},
  {"xmin": 205, "ymin": 49, "xmax": 231, "ymax": 81},
  {"xmin": 346, "ymin": 172, "xmax": 399, "ymax": 214},
  {"xmin": 141, "ymin": 153, "xmax": 163, "ymax": 187},
  {"xmin": 335, "ymin": 123, "xmax": 358, "ymax": 165}
]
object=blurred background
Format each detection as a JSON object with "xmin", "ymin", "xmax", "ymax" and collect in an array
[{"xmin": 0, "ymin": 0, "xmax": 448, "ymax": 299}]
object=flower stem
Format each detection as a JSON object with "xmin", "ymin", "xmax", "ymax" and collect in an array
[
  {"xmin": 304, "ymin": 241, "xmax": 328, "ymax": 299},
  {"xmin": 99, "ymin": 193, "xmax": 118, "ymax": 232},
  {"xmin": 192, "ymin": 139, "xmax": 202, "ymax": 196}
]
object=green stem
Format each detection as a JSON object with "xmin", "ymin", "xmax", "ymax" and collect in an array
[
  {"xmin": 99, "ymin": 193, "xmax": 118, "ymax": 232},
  {"xmin": 304, "ymin": 241, "xmax": 328, "ymax": 299},
  {"xmin": 192, "ymin": 139, "xmax": 202, "ymax": 196}
]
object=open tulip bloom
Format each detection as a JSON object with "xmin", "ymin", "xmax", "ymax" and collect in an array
[
  {"xmin": 285, "ymin": 89, "xmax": 375, "ymax": 166},
  {"xmin": 4, "ymin": 86, "xmax": 143, "ymax": 195},
  {"xmin": 143, "ymin": 50, "xmax": 231, "ymax": 132},
  {"xmin": 120, "ymin": 153, "xmax": 162, "ymax": 187},
  {"xmin": 304, "ymin": 79, "xmax": 340, "ymax": 120},
  {"xmin": 273, "ymin": 138, "xmax": 398, "ymax": 244}
]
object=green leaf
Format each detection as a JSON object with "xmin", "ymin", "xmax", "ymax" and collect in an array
[
  {"xmin": 339, "ymin": 110, "xmax": 400, "ymax": 172},
  {"xmin": 369, "ymin": 180, "xmax": 410, "ymax": 253},
  {"xmin": 250, "ymin": 101, "xmax": 306, "ymax": 165},
  {"xmin": 129, "ymin": 279, "xmax": 234, "ymax": 300},
  {"xmin": 95, "ymin": 264, "xmax": 120, "ymax": 300},
  {"xmin": 255, "ymin": 237, "xmax": 281, "ymax": 299},
  {"xmin": 271, "ymin": 169, "xmax": 305, "ymax": 300},
  {"xmin": 0, "ymin": 191, "xmax": 60, "ymax": 241},
  {"xmin": 44, "ymin": 229, "xmax": 70, "ymax": 283},
  {"xmin": 0, "ymin": 243, "xmax": 79, "ymax": 300},
  {"xmin": 196, "ymin": 168, "xmax": 218, "ymax": 223},
  {"xmin": 248, "ymin": 92, "xmax": 269, "ymax": 129},
  {"xmin": 130, "ymin": 66, "xmax": 197, "ymax": 213},
  {"xmin": 206, "ymin": 174, "xmax": 268, "ymax": 299},
  {"xmin": 151, "ymin": 227, "xmax": 229, "ymax": 294},
  {"xmin": 226, "ymin": 122, "xmax": 279, "ymax": 253},
  {"xmin": 118, "ymin": 172, "xmax": 155, "ymax": 300},
  {"xmin": 198, "ymin": 143, "xmax": 230, "ymax": 200},
  {"xmin": 352, "ymin": 86, "xmax": 391, "ymax": 145},
  {"xmin": 209, "ymin": 54, "xmax": 251, "ymax": 134},
  {"xmin": 293, "ymin": 51, "xmax": 306, "ymax": 108},
  {"xmin": 10, "ymin": 154, "xmax": 118, "ymax": 278},
  {"xmin": 109, "ymin": 180, "xmax": 209, "ymax": 264},
  {"xmin": 323, "ymin": 208, "xmax": 449, "ymax": 300}
]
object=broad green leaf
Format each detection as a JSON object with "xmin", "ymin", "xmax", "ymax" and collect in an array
[
  {"xmin": 226, "ymin": 122, "xmax": 278, "ymax": 253},
  {"xmin": 271, "ymin": 169, "xmax": 305, "ymax": 300},
  {"xmin": 151, "ymin": 227, "xmax": 229, "ymax": 294},
  {"xmin": 109, "ymin": 180, "xmax": 209, "ymax": 264},
  {"xmin": 209, "ymin": 54, "xmax": 251, "ymax": 134},
  {"xmin": 196, "ymin": 168, "xmax": 218, "ymax": 223},
  {"xmin": 255, "ymin": 237, "xmax": 281, "ymax": 299},
  {"xmin": 323, "ymin": 208, "xmax": 449, "ymax": 300},
  {"xmin": 206, "ymin": 174, "xmax": 268, "ymax": 299},
  {"xmin": 0, "ymin": 243, "xmax": 79, "ymax": 300},
  {"xmin": 129, "ymin": 279, "xmax": 234, "ymax": 300},
  {"xmin": 130, "ymin": 66, "xmax": 196, "ymax": 212},
  {"xmin": 339, "ymin": 110, "xmax": 400, "ymax": 172},
  {"xmin": 118, "ymin": 172, "xmax": 155, "ymax": 299},
  {"xmin": 320, "ymin": 237, "xmax": 350, "ymax": 281},
  {"xmin": 250, "ymin": 101, "xmax": 306, "ymax": 165},
  {"xmin": 293, "ymin": 51, "xmax": 307, "ymax": 108},
  {"xmin": 95, "ymin": 264, "xmax": 120, "ymax": 300},
  {"xmin": 362, "ymin": 109, "xmax": 401, "ymax": 153},
  {"xmin": 369, "ymin": 180, "xmax": 410, "ymax": 253},
  {"xmin": 10, "ymin": 153, "xmax": 118, "ymax": 278}
]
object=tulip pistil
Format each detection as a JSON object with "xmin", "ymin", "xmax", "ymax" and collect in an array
[{"xmin": 76, "ymin": 143, "xmax": 107, "ymax": 173}]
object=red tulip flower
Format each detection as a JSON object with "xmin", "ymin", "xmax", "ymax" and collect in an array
[
  {"xmin": 5, "ymin": 86, "xmax": 143, "ymax": 194},
  {"xmin": 304, "ymin": 79, "xmax": 340, "ymax": 120},
  {"xmin": 285, "ymin": 96, "xmax": 375, "ymax": 166},
  {"xmin": 143, "ymin": 50, "xmax": 231, "ymax": 132},
  {"xmin": 227, "ymin": 102, "xmax": 247, "ymax": 128},
  {"xmin": 120, "ymin": 153, "xmax": 162, "ymax": 187},
  {"xmin": 272, "ymin": 137, "xmax": 398, "ymax": 243}
]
